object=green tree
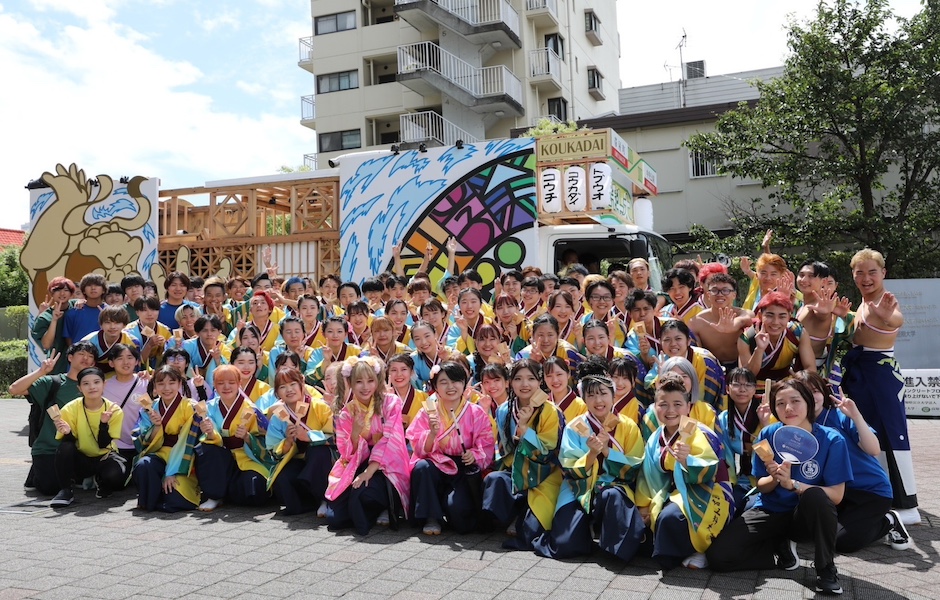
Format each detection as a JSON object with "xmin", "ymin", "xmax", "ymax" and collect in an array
[
  {"xmin": 0, "ymin": 246, "xmax": 29, "ymax": 307},
  {"xmin": 685, "ymin": 0, "xmax": 940, "ymax": 277}
]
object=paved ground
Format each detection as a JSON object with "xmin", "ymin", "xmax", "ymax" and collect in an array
[{"xmin": 0, "ymin": 399, "xmax": 937, "ymax": 600}]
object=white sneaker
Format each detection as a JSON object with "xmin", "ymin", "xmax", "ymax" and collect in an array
[
  {"xmin": 895, "ymin": 507, "xmax": 921, "ymax": 526},
  {"xmin": 317, "ymin": 500, "xmax": 328, "ymax": 518},
  {"xmin": 198, "ymin": 498, "xmax": 222, "ymax": 512},
  {"xmin": 682, "ymin": 552, "xmax": 708, "ymax": 570},
  {"xmin": 81, "ymin": 476, "xmax": 96, "ymax": 491},
  {"xmin": 885, "ymin": 510, "xmax": 912, "ymax": 550},
  {"xmin": 376, "ymin": 509, "xmax": 390, "ymax": 526}
]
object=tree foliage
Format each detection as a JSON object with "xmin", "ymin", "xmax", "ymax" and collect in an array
[
  {"xmin": 0, "ymin": 246, "xmax": 29, "ymax": 307},
  {"xmin": 685, "ymin": 0, "xmax": 940, "ymax": 277}
]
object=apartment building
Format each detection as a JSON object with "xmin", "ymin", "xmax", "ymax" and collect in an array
[
  {"xmin": 580, "ymin": 66, "xmax": 785, "ymax": 239},
  {"xmin": 298, "ymin": 0, "xmax": 622, "ymax": 168}
]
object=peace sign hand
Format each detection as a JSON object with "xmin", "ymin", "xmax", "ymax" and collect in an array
[{"xmin": 40, "ymin": 350, "xmax": 60, "ymax": 375}]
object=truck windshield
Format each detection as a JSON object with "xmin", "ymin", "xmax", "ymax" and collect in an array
[{"xmin": 553, "ymin": 232, "xmax": 673, "ymax": 291}]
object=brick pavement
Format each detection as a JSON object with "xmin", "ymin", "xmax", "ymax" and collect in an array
[{"xmin": 0, "ymin": 399, "xmax": 937, "ymax": 600}]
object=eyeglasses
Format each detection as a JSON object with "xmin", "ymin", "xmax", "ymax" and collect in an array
[
  {"xmin": 589, "ymin": 295, "xmax": 613, "ymax": 302},
  {"xmin": 729, "ymin": 382, "xmax": 756, "ymax": 390},
  {"xmin": 165, "ymin": 356, "xmax": 187, "ymax": 363},
  {"xmin": 708, "ymin": 288, "xmax": 735, "ymax": 296}
]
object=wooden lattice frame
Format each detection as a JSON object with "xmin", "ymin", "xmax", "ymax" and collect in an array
[
  {"xmin": 212, "ymin": 193, "xmax": 249, "ymax": 237},
  {"xmin": 318, "ymin": 238, "xmax": 341, "ymax": 276},
  {"xmin": 293, "ymin": 180, "xmax": 338, "ymax": 233}
]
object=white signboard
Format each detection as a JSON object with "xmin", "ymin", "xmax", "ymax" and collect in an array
[
  {"xmin": 903, "ymin": 369, "xmax": 940, "ymax": 417},
  {"xmin": 884, "ymin": 279, "xmax": 940, "ymax": 370}
]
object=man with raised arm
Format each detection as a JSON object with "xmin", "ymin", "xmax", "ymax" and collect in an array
[{"xmin": 841, "ymin": 248, "xmax": 919, "ymax": 525}]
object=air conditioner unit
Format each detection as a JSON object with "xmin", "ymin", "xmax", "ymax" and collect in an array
[{"xmin": 683, "ymin": 60, "xmax": 706, "ymax": 79}]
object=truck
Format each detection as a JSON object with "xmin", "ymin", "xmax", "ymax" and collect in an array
[{"xmin": 336, "ymin": 128, "xmax": 670, "ymax": 292}]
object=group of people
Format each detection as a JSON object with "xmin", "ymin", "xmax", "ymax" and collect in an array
[{"xmin": 16, "ymin": 237, "xmax": 918, "ymax": 596}]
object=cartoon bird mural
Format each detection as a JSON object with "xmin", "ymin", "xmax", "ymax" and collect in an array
[{"xmin": 20, "ymin": 163, "xmax": 152, "ymax": 306}]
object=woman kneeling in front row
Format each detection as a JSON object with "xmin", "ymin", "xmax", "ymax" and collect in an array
[
  {"xmin": 407, "ymin": 361, "xmax": 495, "ymax": 535},
  {"xmin": 707, "ymin": 379, "xmax": 852, "ymax": 595}
]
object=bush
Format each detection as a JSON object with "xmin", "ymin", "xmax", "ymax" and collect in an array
[{"xmin": 0, "ymin": 340, "xmax": 28, "ymax": 396}]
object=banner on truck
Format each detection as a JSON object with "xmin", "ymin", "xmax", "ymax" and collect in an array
[{"xmin": 339, "ymin": 138, "xmax": 538, "ymax": 295}]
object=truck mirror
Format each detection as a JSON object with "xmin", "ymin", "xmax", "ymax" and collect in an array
[{"xmin": 630, "ymin": 238, "xmax": 649, "ymax": 260}]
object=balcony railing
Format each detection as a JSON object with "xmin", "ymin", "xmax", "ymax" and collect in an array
[
  {"xmin": 398, "ymin": 41, "xmax": 522, "ymax": 105},
  {"xmin": 395, "ymin": 0, "xmax": 520, "ymax": 34},
  {"xmin": 303, "ymin": 153, "xmax": 318, "ymax": 169},
  {"xmin": 298, "ymin": 36, "xmax": 313, "ymax": 63},
  {"xmin": 301, "ymin": 95, "xmax": 316, "ymax": 121},
  {"xmin": 525, "ymin": 0, "xmax": 558, "ymax": 23},
  {"xmin": 526, "ymin": 0, "xmax": 557, "ymax": 12},
  {"xmin": 532, "ymin": 114, "xmax": 565, "ymax": 126},
  {"xmin": 529, "ymin": 47, "xmax": 561, "ymax": 78},
  {"xmin": 400, "ymin": 111, "xmax": 479, "ymax": 146}
]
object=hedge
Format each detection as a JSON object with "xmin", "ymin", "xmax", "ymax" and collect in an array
[{"xmin": 0, "ymin": 340, "xmax": 27, "ymax": 396}]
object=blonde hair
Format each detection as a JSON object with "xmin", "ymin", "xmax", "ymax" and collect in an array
[
  {"xmin": 756, "ymin": 253, "xmax": 787, "ymax": 272},
  {"xmin": 581, "ymin": 273, "xmax": 606, "ymax": 294},
  {"xmin": 334, "ymin": 358, "xmax": 387, "ymax": 417},
  {"xmin": 850, "ymin": 248, "xmax": 885, "ymax": 270}
]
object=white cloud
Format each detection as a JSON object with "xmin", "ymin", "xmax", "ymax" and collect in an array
[
  {"xmin": 194, "ymin": 8, "xmax": 240, "ymax": 33},
  {"xmin": 236, "ymin": 80, "xmax": 266, "ymax": 96},
  {"xmin": 0, "ymin": 6, "xmax": 313, "ymax": 229},
  {"xmin": 30, "ymin": 0, "xmax": 121, "ymax": 22}
]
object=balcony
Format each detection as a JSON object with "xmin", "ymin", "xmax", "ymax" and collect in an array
[
  {"xmin": 397, "ymin": 41, "xmax": 524, "ymax": 116},
  {"xmin": 400, "ymin": 111, "xmax": 480, "ymax": 148},
  {"xmin": 525, "ymin": 0, "xmax": 558, "ymax": 28},
  {"xmin": 303, "ymin": 153, "xmax": 318, "ymax": 169},
  {"xmin": 298, "ymin": 36, "xmax": 314, "ymax": 73},
  {"xmin": 394, "ymin": 0, "xmax": 521, "ymax": 49},
  {"xmin": 301, "ymin": 95, "xmax": 316, "ymax": 129},
  {"xmin": 529, "ymin": 47, "xmax": 562, "ymax": 91}
]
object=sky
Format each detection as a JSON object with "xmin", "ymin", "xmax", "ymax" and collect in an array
[{"xmin": 1, "ymin": 0, "xmax": 927, "ymax": 230}]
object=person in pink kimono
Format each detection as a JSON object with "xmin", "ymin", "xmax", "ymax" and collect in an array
[
  {"xmin": 406, "ymin": 361, "xmax": 496, "ymax": 535},
  {"xmin": 325, "ymin": 356, "xmax": 411, "ymax": 534}
]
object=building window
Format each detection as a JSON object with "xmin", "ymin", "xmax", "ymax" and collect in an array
[
  {"xmin": 545, "ymin": 33, "xmax": 565, "ymax": 59},
  {"xmin": 585, "ymin": 11, "xmax": 602, "ymax": 45},
  {"xmin": 547, "ymin": 97, "xmax": 568, "ymax": 122},
  {"xmin": 689, "ymin": 150, "xmax": 719, "ymax": 178},
  {"xmin": 319, "ymin": 129, "xmax": 361, "ymax": 152},
  {"xmin": 585, "ymin": 11, "xmax": 601, "ymax": 32},
  {"xmin": 317, "ymin": 70, "xmax": 359, "ymax": 94},
  {"xmin": 315, "ymin": 11, "xmax": 356, "ymax": 35},
  {"xmin": 587, "ymin": 68, "xmax": 603, "ymax": 89}
]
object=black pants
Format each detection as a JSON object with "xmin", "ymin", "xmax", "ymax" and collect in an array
[
  {"xmin": 271, "ymin": 445, "xmax": 333, "ymax": 515},
  {"xmin": 54, "ymin": 439, "xmax": 127, "ymax": 494},
  {"xmin": 31, "ymin": 455, "xmax": 59, "ymax": 495},
  {"xmin": 410, "ymin": 459, "xmax": 482, "ymax": 533},
  {"xmin": 327, "ymin": 468, "xmax": 394, "ymax": 535},
  {"xmin": 707, "ymin": 486, "xmax": 838, "ymax": 572},
  {"xmin": 837, "ymin": 488, "xmax": 892, "ymax": 553},
  {"xmin": 194, "ymin": 444, "xmax": 270, "ymax": 507}
]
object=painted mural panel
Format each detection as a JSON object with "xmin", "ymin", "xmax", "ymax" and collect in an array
[
  {"xmin": 339, "ymin": 139, "xmax": 537, "ymax": 294},
  {"xmin": 23, "ymin": 163, "xmax": 159, "ymax": 368}
]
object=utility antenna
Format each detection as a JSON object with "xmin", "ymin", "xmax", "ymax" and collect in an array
[{"xmin": 677, "ymin": 29, "xmax": 688, "ymax": 107}]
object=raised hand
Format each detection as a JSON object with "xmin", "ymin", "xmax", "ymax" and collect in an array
[
  {"xmin": 754, "ymin": 322, "xmax": 771, "ymax": 351},
  {"xmin": 39, "ymin": 294, "xmax": 53, "ymax": 314},
  {"xmin": 100, "ymin": 407, "xmax": 114, "ymax": 424},
  {"xmin": 806, "ymin": 290, "xmax": 837, "ymax": 317},
  {"xmin": 833, "ymin": 296, "xmax": 852, "ymax": 318},
  {"xmin": 868, "ymin": 292, "xmax": 899, "ymax": 323},
  {"xmin": 761, "ymin": 229, "xmax": 774, "ymax": 253},
  {"xmin": 39, "ymin": 350, "xmax": 60, "ymax": 375},
  {"xmin": 740, "ymin": 256, "xmax": 754, "ymax": 278},
  {"xmin": 756, "ymin": 402, "xmax": 773, "ymax": 427},
  {"xmin": 192, "ymin": 368, "xmax": 205, "ymax": 388},
  {"xmin": 832, "ymin": 393, "xmax": 862, "ymax": 421},
  {"xmin": 708, "ymin": 307, "xmax": 740, "ymax": 333},
  {"xmin": 776, "ymin": 270, "xmax": 796, "ymax": 297},
  {"xmin": 446, "ymin": 236, "xmax": 457, "ymax": 254}
]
